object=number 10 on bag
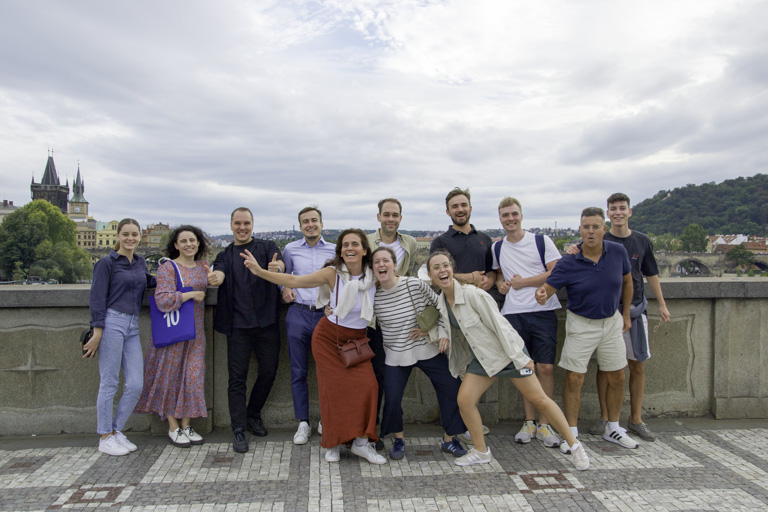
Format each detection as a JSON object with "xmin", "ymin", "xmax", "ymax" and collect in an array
[{"xmin": 150, "ymin": 261, "xmax": 196, "ymax": 348}]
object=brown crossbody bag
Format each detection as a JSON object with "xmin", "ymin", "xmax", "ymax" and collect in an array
[{"xmin": 334, "ymin": 274, "xmax": 374, "ymax": 368}]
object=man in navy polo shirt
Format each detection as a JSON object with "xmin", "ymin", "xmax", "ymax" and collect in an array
[
  {"xmin": 282, "ymin": 206, "xmax": 336, "ymax": 445},
  {"xmin": 535, "ymin": 207, "xmax": 639, "ymax": 451},
  {"xmin": 430, "ymin": 187, "xmax": 495, "ymax": 290}
]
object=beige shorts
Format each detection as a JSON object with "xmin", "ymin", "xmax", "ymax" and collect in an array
[{"xmin": 558, "ymin": 310, "xmax": 627, "ymax": 373}]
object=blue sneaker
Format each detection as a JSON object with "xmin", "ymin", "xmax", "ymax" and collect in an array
[
  {"xmin": 389, "ymin": 438, "xmax": 405, "ymax": 460},
  {"xmin": 441, "ymin": 437, "xmax": 468, "ymax": 457}
]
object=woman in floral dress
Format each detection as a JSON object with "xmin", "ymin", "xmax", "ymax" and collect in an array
[{"xmin": 136, "ymin": 225, "xmax": 210, "ymax": 447}]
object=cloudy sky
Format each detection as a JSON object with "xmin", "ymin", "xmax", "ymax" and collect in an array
[{"xmin": 2, "ymin": 0, "xmax": 766, "ymax": 236}]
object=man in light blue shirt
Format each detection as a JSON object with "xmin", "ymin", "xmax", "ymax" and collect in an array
[{"xmin": 282, "ymin": 206, "xmax": 336, "ymax": 445}]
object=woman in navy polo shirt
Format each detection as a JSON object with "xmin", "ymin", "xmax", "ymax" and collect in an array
[{"xmin": 84, "ymin": 218, "xmax": 155, "ymax": 456}]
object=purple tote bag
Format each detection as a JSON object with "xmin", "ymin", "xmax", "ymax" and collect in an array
[{"xmin": 150, "ymin": 260, "xmax": 196, "ymax": 348}]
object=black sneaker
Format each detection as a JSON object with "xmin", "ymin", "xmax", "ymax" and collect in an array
[
  {"xmin": 374, "ymin": 439, "xmax": 385, "ymax": 451},
  {"xmin": 247, "ymin": 417, "xmax": 268, "ymax": 437},
  {"xmin": 389, "ymin": 438, "xmax": 405, "ymax": 460},
  {"xmin": 233, "ymin": 428, "xmax": 248, "ymax": 453},
  {"xmin": 441, "ymin": 437, "xmax": 468, "ymax": 457}
]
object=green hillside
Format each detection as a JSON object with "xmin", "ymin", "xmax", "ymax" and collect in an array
[{"xmin": 631, "ymin": 174, "xmax": 768, "ymax": 236}]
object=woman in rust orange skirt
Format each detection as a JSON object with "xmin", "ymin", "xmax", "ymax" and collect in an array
[{"xmin": 241, "ymin": 228, "xmax": 385, "ymax": 464}]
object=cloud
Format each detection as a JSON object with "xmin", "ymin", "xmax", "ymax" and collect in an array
[
  {"xmin": 1, "ymin": 0, "xmax": 766, "ymax": 234},
  {"xmin": 559, "ymin": 107, "xmax": 701, "ymax": 164}
]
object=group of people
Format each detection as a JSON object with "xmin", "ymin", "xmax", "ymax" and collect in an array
[
  {"xmin": 84, "ymin": 220, "xmax": 210, "ymax": 454},
  {"xmin": 85, "ymin": 187, "xmax": 670, "ymax": 474}
]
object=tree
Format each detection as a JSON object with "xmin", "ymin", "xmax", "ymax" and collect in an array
[
  {"xmin": 649, "ymin": 233, "xmax": 681, "ymax": 252},
  {"xmin": 554, "ymin": 236, "xmax": 579, "ymax": 252},
  {"xmin": 679, "ymin": 224, "xmax": 708, "ymax": 252},
  {"xmin": 630, "ymin": 173, "xmax": 768, "ymax": 236},
  {"xmin": 0, "ymin": 200, "xmax": 92, "ymax": 283},
  {"xmin": 726, "ymin": 245, "xmax": 755, "ymax": 268}
]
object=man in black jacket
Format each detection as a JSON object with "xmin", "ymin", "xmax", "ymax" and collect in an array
[{"xmin": 208, "ymin": 207, "xmax": 284, "ymax": 453}]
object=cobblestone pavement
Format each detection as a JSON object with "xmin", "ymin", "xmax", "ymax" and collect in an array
[{"xmin": 2, "ymin": 419, "xmax": 767, "ymax": 511}]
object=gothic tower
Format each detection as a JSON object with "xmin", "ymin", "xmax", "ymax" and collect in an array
[
  {"xmin": 68, "ymin": 164, "xmax": 88, "ymax": 220},
  {"xmin": 30, "ymin": 152, "xmax": 69, "ymax": 213}
]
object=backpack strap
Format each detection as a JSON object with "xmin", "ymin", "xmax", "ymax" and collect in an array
[
  {"xmin": 493, "ymin": 239, "xmax": 502, "ymax": 267},
  {"xmin": 495, "ymin": 235, "xmax": 547, "ymax": 273},
  {"xmin": 535, "ymin": 233, "xmax": 547, "ymax": 271}
]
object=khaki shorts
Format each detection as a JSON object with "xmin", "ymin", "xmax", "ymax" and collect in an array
[{"xmin": 558, "ymin": 310, "xmax": 627, "ymax": 373}]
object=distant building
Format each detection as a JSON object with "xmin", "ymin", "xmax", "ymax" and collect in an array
[
  {"xmin": 31, "ymin": 153, "xmax": 69, "ymax": 214},
  {"xmin": 142, "ymin": 223, "xmax": 171, "ymax": 248},
  {"xmin": 414, "ymin": 237, "xmax": 432, "ymax": 250},
  {"xmin": 63, "ymin": 163, "xmax": 97, "ymax": 249},
  {"xmin": 743, "ymin": 241, "xmax": 768, "ymax": 254},
  {"xmin": 68, "ymin": 165, "xmax": 88, "ymax": 221},
  {"xmin": 97, "ymin": 220, "xmax": 119, "ymax": 249},
  {"xmin": 707, "ymin": 234, "xmax": 749, "ymax": 253},
  {"xmin": 74, "ymin": 219, "xmax": 97, "ymax": 249},
  {"xmin": 0, "ymin": 200, "xmax": 19, "ymax": 224}
]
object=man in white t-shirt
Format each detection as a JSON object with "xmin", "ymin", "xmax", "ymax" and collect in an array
[{"xmin": 492, "ymin": 197, "xmax": 563, "ymax": 448}]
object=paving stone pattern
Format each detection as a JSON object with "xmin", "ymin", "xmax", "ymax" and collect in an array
[{"xmin": 2, "ymin": 428, "xmax": 768, "ymax": 511}]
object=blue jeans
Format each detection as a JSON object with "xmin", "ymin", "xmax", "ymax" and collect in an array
[
  {"xmin": 285, "ymin": 305, "xmax": 325, "ymax": 420},
  {"xmin": 97, "ymin": 309, "xmax": 143, "ymax": 434},
  {"xmin": 381, "ymin": 352, "xmax": 465, "ymax": 437}
]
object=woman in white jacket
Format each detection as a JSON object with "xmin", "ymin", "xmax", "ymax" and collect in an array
[{"xmin": 427, "ymin": 249, "xmax": 588, "ymax": 471}]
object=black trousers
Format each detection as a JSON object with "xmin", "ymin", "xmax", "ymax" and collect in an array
[{"xmin": 227, "ymin": 325, "xmax": 280, "ymax": 431}]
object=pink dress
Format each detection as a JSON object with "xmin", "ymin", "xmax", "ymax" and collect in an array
[{"xmin": 136, "ymin": 260, "xmax": 208, "ymax": 419}]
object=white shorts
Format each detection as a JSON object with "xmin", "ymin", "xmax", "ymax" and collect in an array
[{"xmin": 559, "ymin": 310, "xmax": 627, "ymax": 373}]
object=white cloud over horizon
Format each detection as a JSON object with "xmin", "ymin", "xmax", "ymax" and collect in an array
[{"xmin": 1, "ymin": 0, "xmax": 766, "ymax": 235}]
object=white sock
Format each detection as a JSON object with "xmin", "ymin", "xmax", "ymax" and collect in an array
[
  {"xmin": 607, "ymin": 421, "xmax": 620, "ymax": 432},
  {"xmin": 354, "ymin": 437, "xmax": 368, "ymax": 447},
  {"xmin": 569, "ymin": 427, "xmax": 579, "ymax": 438}
]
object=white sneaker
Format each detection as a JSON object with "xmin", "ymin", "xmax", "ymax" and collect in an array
[
  {"xmin": 99, "ymin": 435, "xmax": 130, "ymax": 456},
  {"xmin": 455, "ymin": 447, "xmax": 492, "ymax": 466},
  {"xmin": 560, "ymin": 439, "xmax": 576, "ymax": 455},
  {"xmin": 514, "ymin": 420, "xmax": 536, "ymax": 444},
  {"xmin": 457, "ymin": 425, "xmax": 490, "ymax": 445},
  {"xmin": 113, "ymin": 431, "xmax": 137, "ymax": 452},
  {"xmin": 168, "ymin": 428, "xmax": 191, "ymax": 448},
  {"xmin": 183, "ymin": 426, "xmax": 204, "ymax": 445},
  {"xmin": 603, "ymin": 426, "xmax": 639, "ymax": 449},
  {"xmin": 350, "ymin": 441, "xmax": 387, "ymax": 464},
  {"xmin": 294, "ymin": 421, "xmax": 311, "ymax": 445},
  {"xmin": 325, "ymin": 445, "xmax": 340, "ymax": 462},
  {"xmin": 535, "ymin": 423, "xmax": 562, "ymax": 448},
  {"xmin": 570, "ymin": 442, "xmax": 590, "ymax": 471},
  {"xmin": 317, "ymin": 420, "xmax": 322, "ymax": 435}
]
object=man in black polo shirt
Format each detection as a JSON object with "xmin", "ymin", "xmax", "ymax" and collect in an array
[
  {"xmin": 430, "ymin": 187, "xmax": 495, "ymax": 445},
  {"xmin": 430, "ymin": 187, "xmax": 495, "ymax": 290},
  {"xmin": 208, "ymin": 207, "xmax": 284, "ymax": 453}
]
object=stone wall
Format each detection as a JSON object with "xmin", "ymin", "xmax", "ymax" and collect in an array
[{"xmin": 1, "ymin": 278, "xmax": 767, "ymax": 435}]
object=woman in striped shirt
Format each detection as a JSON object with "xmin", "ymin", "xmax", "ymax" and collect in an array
[{"xmin": 372, "ymin": 247, "xmax": 467, "ymax": 461}]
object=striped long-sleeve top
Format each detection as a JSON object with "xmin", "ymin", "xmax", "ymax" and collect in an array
[{"xmin": 374, "ymin": 277, "xmax": 448, "ymax": 366}]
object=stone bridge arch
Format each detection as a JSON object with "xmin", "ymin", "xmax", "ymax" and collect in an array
[
  {"xmin": 674, "ymin": 258, "xmax": 712, "ymax": 276},
  {"xmin": 654, "ymin": 252, "xmax": 725, "ymax": 277}
]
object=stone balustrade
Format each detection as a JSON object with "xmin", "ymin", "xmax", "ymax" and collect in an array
[{"xmin": 1, "ymin": 278, "xmax": 767, "ymax": 436}]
